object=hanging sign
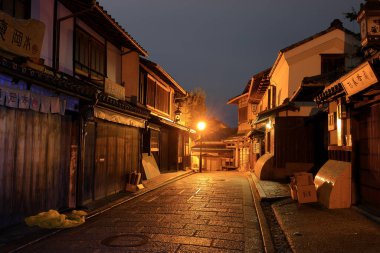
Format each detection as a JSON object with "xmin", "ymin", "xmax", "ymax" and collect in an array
[
  {"xmin": 0, "ymin": 10, "xmax": 45, "ymax": 58},
  {"xmin": 341, "ymin": 61, "xmax": 378, "ymax": 97}
]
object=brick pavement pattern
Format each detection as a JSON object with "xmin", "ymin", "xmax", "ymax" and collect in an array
[{"xmin": 22, "ymin": 172, "xmax": 264, "ymax": 253}]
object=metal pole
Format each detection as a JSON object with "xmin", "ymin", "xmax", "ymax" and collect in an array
[{"xmin": 199, "ymin": 134, "xmax": 202, "ymax": 173}]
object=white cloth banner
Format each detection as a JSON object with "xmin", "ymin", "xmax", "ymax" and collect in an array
[
  {"xmin": 18, "ymin": 90, "xmax": 30, "ymax": 109},
  {"xmin": 30, "ymin": 93, "xmax": 41, "ymax": 112},
  {"xmin": 40, "ymin": 96, "xmax": 51, "ymax": 113},
  {"xmin": 50, "ymin": 97, "xmax": 60, "ymax": 113},
  {"xmin": 5, "ymin": 88, "xmax": 18, "ymax": 108}
]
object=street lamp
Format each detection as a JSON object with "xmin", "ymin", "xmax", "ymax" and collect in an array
[{"xmin": 197, "ymin": 121, "xmax": 206, "ymax": 173}]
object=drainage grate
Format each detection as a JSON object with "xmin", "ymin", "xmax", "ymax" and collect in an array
[{"xmin": 101, "ymin": 233, "xmax": 149, "ymax": 248}]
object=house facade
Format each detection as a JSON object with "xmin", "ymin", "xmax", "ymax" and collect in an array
[
  {"xmin": 226, "ymin": 69, "xmax": 270, "ymax": 171},
  {"xmin": 312, "ymin": 0, "xmax": 380, "ymax": 213},
  {"xmin": 251, "ymin": 19, "xmax": 361, "ymax": 181},
  {"xmin": 139, "ymin": 58, "xmax": 191, "ymax": 174},
  {"xmin": 0, "ymin": 0, "xmax": 189, "ymax": 229},
  {"xmin": 228, "ymin": 19, "xmax": 361, "ymax": 180}
]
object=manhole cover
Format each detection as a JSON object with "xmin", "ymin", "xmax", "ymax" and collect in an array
[{"xmin": 101, "ymin": 233, "xmax": 149, "ymax": 247}]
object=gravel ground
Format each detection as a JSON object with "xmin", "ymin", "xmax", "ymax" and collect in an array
[{"xmin": 261, "ymin": 199, "xmax": 292, "ymax": 253}]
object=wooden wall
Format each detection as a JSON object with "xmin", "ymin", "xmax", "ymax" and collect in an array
[
  {"xmin": 80, "ymin": 120, "xmax": 140, "ymax": 204},
  {"xmin": 0, "ymin": 107, "xmax": 72, "ymax": 229},
  {"xmin": 274, "ymin": 115, "xmax": 327, "ymax": 170},
  {"xmin": 352, "ymin": 103, "xmax": 380, "ymax": 213}
]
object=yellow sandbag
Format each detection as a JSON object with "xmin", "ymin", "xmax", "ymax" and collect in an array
[{"xmin": 25, "ymin": 209, "xmax": 87, "ymax": 229}]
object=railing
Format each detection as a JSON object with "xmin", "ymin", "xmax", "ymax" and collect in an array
[{"xmin": 328, "ymin": 146, "xmax": 352, "ymax": 162}]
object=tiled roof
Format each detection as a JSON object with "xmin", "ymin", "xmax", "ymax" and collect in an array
[
  {"xmin": 227, "ymin": 67, "xmax": 271, "ymax": 105},
  {"xmin": 291, "ymin": 71, "xmax": 346, "ymax": 102},
  {"xmin": 255, "ymin": 101, "xmax": 299, "ymax": 121},
  {"xmin": 249, "ymin": 68, "xmax": 271, "ymax": 104},
  {"xmin": 59, "ymin": 0, "xmax": 148, "ymax": 56},
  {"xmin": 280, "ymin": 19, "xmax": 358, "ymax": 54},
  {"xmin": 140, "ymin": 57, "xmax": 187, "ymax": 96}
]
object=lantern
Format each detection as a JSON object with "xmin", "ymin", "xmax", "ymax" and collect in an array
[{"xmin": 357, "ymin": 0, "xmax": 380, "ymax": 48}]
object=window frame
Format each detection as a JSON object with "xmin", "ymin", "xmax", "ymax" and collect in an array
[
  {"xmin": 146, "ymin": 74, "xmax": 171, "ymax": 115},
  {"xmin": 238, "ymin": 106, "xmax": 248, "ymax": 124},
  {"xmin": 74, "ymin": 26, "xmax": 106, "ymax": 86},
  {"xmin": 321, "ymin": 54, "xmax": 345, "ymax": 75},
  {"xmin": 0, "ymin": 0, "xmax": 31, "ymax": 19}
]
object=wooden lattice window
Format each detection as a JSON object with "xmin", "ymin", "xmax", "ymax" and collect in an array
[
  {"xmin": 75, "ymin": 27, "xmax": 105, "ymax": 85},
  {"xmin": 239, "ymin": 106, "xmax": 248, "ymax": 123}
]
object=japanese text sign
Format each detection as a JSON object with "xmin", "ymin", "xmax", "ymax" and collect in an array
[
  {"xmin": 0, "ymin": 11, "xmax": 45, "ymax": 58},
  {"xmin": 341, "ymin": 61, "xmax": 378, "ymax": 97}
]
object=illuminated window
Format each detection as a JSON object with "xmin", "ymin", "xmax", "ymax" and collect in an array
[
  {"xmin": 0, "ymin": 0, "xmax": 30, "ymax": 19},
  {"xmin": 74, "ymin": 28, "xmax": 105, "ymax": 85}
]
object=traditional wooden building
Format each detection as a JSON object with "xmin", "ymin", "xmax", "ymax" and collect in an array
[
  {"xmin": 139, "ymin": 58, "xmax": 191, "ymax": 174},
  {"xmin": 0, "ymin": 0, "xmax": 150, "ymax": 228},
  {"xmin": 252, "ymin": 19, "xmax": 361, "ymax": 180},
  {"xmin": 226, "ymin": 68, "xmax": 270, "ymax": 171},
  {"xmin": 313, "ymin": 0, "xmax": 380, "ymax": 213}
]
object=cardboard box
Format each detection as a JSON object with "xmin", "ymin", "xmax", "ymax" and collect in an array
[
  {"xmin": 125, "ymin": 184, "xmax": 137, "ymax": 192},
  {"xmin": 289, "ymin": 183, "xmax": 298, "ymax": 200},
  {"xmin": 294, "ymin": 172, "xmax": 313, "ymax": 186},
  {"xmin": 296, "ymin": 184, "xmax": 317, "ymax": 203}
]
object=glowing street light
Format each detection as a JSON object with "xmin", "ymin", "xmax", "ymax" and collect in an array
[{"xmin": 197, "ymin": 121, "xmax": 206, "ymax": 173}]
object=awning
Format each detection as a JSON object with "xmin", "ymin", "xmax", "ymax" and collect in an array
[
  {"xmin": 158, "ymin": 118, "xmax": 190, "ymax": 131},
  {"xmin": 247, "ymin": 128, "xmax": 265, "ymax": 138},
  {"xmin": 255, "ymin": 101, "xmax": 299, "ymax": 123},
  {"xmin": 253, "ymin": 115, "xmax": 270, "ymax": 125},
  {"xmin": 94, "ymin": 106, "xmax": 146, "ymax": 128},
  {"xmin": 147, "ymin": 123, "xmax": 160, "ymax": 131}
]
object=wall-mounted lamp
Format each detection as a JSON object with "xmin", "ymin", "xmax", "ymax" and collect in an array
[
  {"xmin": 174, "ymin": 108, "xmax": 182, "ymax": 122},
  {"xmin": 265, "ymin": 120, "xmax": 272, "ymax": 130}
]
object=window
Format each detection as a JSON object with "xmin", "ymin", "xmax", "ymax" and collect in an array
[
  {"xmin": 0, "ymin": 0, "xmax": 30, "ymax": 19},
  {"xmin": 146, "ymin": 75, "xmax": 171, "ymax": 115},
  {"xmin": 146, "ymin": 76, "xmax": 155, "ymax": 107},
  {"xmin": 321, "ymin": 54, "xmax": 345, "ymax": 74},
  {"xmin": 238, "ymin": 106, "xmax": 248, "ymax": 124},
  {"xmin": 150, "ymin": 130, "xmax": 159, "ymax": 152},
  {"xmin": 75, "ymin": 28, "xmax": 105, "ymax": 85},
  {"xmin": 138, "ymin": 70, "xmax": 146, "ymax": 104},
  {"xmin": 156, "ymin": 84, "xmax": 170, "ymax": 113}
]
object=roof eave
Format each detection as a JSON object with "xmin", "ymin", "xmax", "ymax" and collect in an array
[
  {"xmin": 227, "ymin": 93, "xmax": 248, "ymax": 105},
  {"xmin": 94, "ymin": 4, "xmax": 148, "ymax": 57}
]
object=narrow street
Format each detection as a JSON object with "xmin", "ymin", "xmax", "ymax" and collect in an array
[{"xmin": 22, "ymin": 172, "xmax": 264, "ymax": 253}]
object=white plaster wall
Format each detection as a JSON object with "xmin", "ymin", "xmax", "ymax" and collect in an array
[
  {"xmin": 271, "ymin": 29, "xmax": 359, "ymax": 105},
  {"xmin": 57, "ymin": 2, "xmax": 73, "ymax": 75},
  {"xmin": 31, "ymin": 0, "xmax": 54, "ymax": 67},
  {"xmin": 270, "ymin": 56, "xmax": 290, "ymax": 105},
  {"xmin": 107, "ymin": 43, "xmax": 121, "ymax": 84}
]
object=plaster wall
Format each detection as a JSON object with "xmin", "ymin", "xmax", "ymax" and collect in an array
[
  {"xmin": 56, "ymin": 3, "xmax": 75, "ymax": 75},
  {"xmin": 31, "ymin": 0, "xmax": 54, "ymax": 67},
  {"xmin": 122, "ymin": 50, "xmax": 139, "ymax": 101},
  {"xmin": 107, "ymin": 43, "xmax": 121, "ymax": 84}
]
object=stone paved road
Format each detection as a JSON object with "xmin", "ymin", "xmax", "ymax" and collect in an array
[{"xmin": 22, "ymin": 172, "xmax": 264, "ymax": 253}]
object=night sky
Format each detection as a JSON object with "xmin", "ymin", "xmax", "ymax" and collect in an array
[{"xmin": 98, "ymin": 0, "xmax": 362, "ymax": 128}]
